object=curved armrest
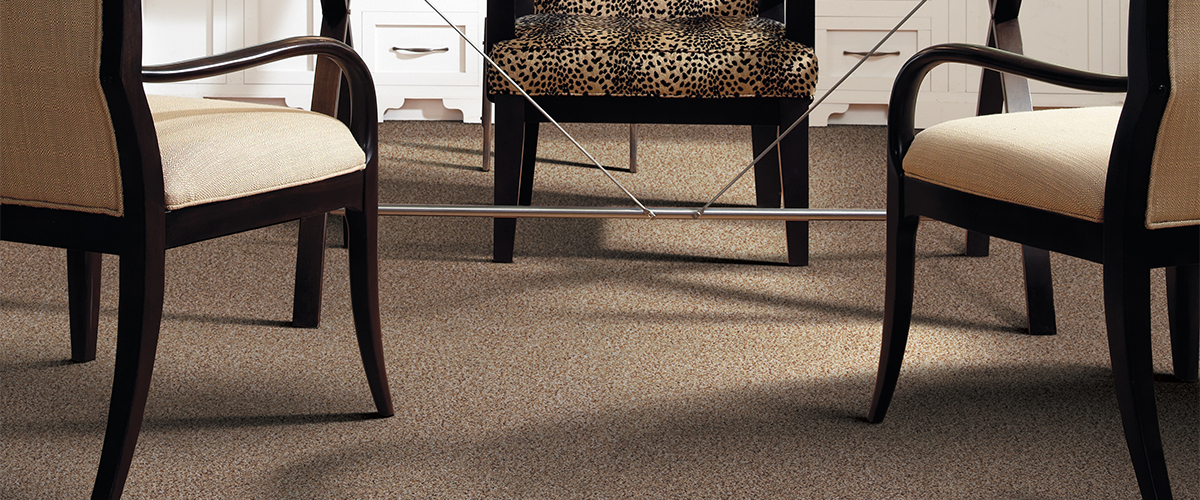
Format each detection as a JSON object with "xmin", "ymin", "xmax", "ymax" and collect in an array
[
  {"xmin": 142, "ymin": 36, "xmax": 377, "ymax": 159},
  {"xmin": 888, "ymin": 43, "xmax": 1128, "ymax": 169}
]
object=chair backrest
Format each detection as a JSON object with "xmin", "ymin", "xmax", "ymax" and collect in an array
[
  {"xmin": 1143, "ymin": 0, "xmax": 1199, "ymax": 229},
  {"xmin": 1109, "ymin": 0, "xmax": 1199, "ymax": 230},
  {"xmin": 0, "ymin": 0, "xmax": 160, "ymax": 220},
  {"xmin": 531, "ymin": 0, "xmax": 758, "ymax": 18},
  {"xmin": 494, "ymin": 0, "xmax": 811, "ymax": 49}
]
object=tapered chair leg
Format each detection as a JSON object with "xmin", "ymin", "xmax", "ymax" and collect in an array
[
  {"xmin": 1166, "ymin": 265, "xmax": 1199, "ymax": 382},
  {"xmin": 964, "ymin": 230, "xmax": 990, "ymax": 257},
  {"xmin": 345, "ymin": 204, "xmax": 394, "ymax": 417},
  {"xmin": 292, "ymin": 214, "xmax": 328, "ymax": 328},
  {"xmin": 1021, "ymin": 246, "xmax": 1057, "ymax": 336},
  {"xmin": 91, "ymin": 248, "xmax": 165, "ymax": 500},
  {"xmin": 779, "ymin": 101, "xmax": 810, "ymax": 267},
  {"xmin": 751, "ymin": 102, "xmax": 811, "ymax": 267},
  {"xmin": 868, "ymin": 175, "xmax": 920, "ymax": 424},
  {"xmin": 68, "ymin": 249, "xmax": 102, "ymax": 363},
  {"xmin": 518, "ymin": 121, "xmax": 539, "ymax": 207},
  {"xmin": 751, "ymin": 125, "xmax": 783, "ymax": 213},
  {"xmin": 965, "ymin": 233, "xmax": 1057, "ymax": 336},
  {"xmin": 752, "ymin": 124, "xmax": 808, "ymax": 266},
  {"xmin": 1104, "ymin": 261, "xmax": 1173, "ymax": 499},
  {"xmin": 493, "ymin": 96, "xmax": 526, "ymax": 263}
]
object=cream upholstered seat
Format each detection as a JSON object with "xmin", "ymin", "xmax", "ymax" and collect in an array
[
  {"xmin": 867, "ymin": 0, "xmax": 1198, "ymax": 498},
  {"xmin": 146, "ymin": 95, "xmax": 366, "ymax": 210},
  {"xmin": 2, "ymin": 90, "xmax": 364, "ymax": 217},
  {"xmin": 1, "ymin": 1, "xmax": 392, "ymax": 498},
  {"xmin": 903, "ymin": 106, "xmax": 1122, "ymax": 223}
]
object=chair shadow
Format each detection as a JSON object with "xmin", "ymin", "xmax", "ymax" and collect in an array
[
  {"xmin": 255, "ymin": 364, "xmax": 1199, "ymax": 498},
  {"xmin": 141, "ymin": 412, "xmax": 385, "ymax": 432}
]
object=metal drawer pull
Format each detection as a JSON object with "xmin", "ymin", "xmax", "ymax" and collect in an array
[
  {"xmin": 391, "ymin": 47, "xmax": 449, "ymax": 53},
  {"xmin": 844, "ymin": 50, "xmax": 901, "ymax": 57}
]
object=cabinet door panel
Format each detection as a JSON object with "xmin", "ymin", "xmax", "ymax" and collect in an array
[
  {"xmin": 243, "ymin": 0, "xmax": 323, "ymax": 84},
  {"xmin": 142, "ymin": 0, "xmax": 227, "ymax": 84},
  {"xmin": 1018, "ymin": 0, "xmax": 1126, "ymax": 102}
]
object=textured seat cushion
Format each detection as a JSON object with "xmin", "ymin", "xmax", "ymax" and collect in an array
[
  {"xmin": 487, "ymin": 14, "xmax": 817, "ymax": 99},
  {"xmin": 904, "ymin": 106, "xmax": 1123, "ymax": 223},
  {"xmin": 533, "ymin": 0, "xmax": 758, "ymax": 18},
  {"xmin": 147, "ymin": 95, "xmax": 366, "ymax": 211}
]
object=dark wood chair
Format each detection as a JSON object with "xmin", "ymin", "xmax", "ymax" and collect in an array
[
  {"xmin": 0, "ymin": 1, "xmax": 393, "ymax": 498},
  {"xmin": 485, "ymin": 0, "xmax": 817, "ymax": 265},
  {"xmin": 866, "ymin": 0, "xmax": 1199, "ymax": 497}
]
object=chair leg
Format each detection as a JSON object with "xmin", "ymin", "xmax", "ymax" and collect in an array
[
  {"xmin": 964, "ymin": 230, "xmax": 990, "ymax": 256},
  {"xmin": 91, "ymin": 247, "xmax": 165, "ymax": 500},
  {"xmin": 1021, "ymin": 245, "xmax": 1057, "ymax": 336},
  {"xmin": 518, "ymin": 121, "xmax": 538, "ymax": 207},
  {"xmin": 345, "ymin": 203, "xmax": 394, "ymax": 417},
  {"xmin": 1166, "ymin": 265, "xmax": 1199, "ymax": 382},
  {"xmin": 340, "ymin": 214, "xmax": 349, "ymax": 249},
  {"xmin": 629, "ymin": 124, "xmax": 638, "ymax": 174},
  {"xmin": 965, "ymin": 233, "xmax": 1057, "ymax": 336},
  {"xmin": 67, "ymin": 249, "xmax": 102, "ymax": 363},
  {"xmin": 751, "ymin": 103, "xmax": 810, "ymax": 267},
  {"xmin": 493, "ymin": 96, "xmax": 527, "ymax": 263},
  {"xmin": 482, "ymin": 94, "xmax": 493, "ymax": 172},
  {"xmin": 867, "ymin": 175, "xmax": 920, "ymax": 423},
  {"xmin": 1103, "ymin": 260, "xmax": 1173, "ymax": 499},
  {"xmin": 751, "ymin": 125, "xmax": 782, "ymax": 210},
  {"xmin": 778, "ymin": 104, "xmax": 810, "ymax": 267},
  {"xmin": 292, "ymin": 214, "xmax": 328, "ymax": 328}
]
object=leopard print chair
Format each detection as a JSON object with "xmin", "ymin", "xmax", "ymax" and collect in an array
[{"xmin": 485, "ymin": 0, "xmax": 818, "ymax": 264}]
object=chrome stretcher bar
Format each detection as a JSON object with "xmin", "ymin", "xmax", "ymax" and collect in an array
[{"xmin": 335, "ymin": 205, "xmax": 886, "ymax": 221}]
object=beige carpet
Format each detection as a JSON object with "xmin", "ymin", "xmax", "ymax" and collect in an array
[{"xmin": 2, "ymin": 121, "xmax": 1196, "ymax": 499}]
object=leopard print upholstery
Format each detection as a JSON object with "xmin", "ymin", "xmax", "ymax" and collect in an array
[
  {"xmin": 533, "ymin": 0, "xmax": 757, "ymax": 19},
  {"xmin": 487, "ymin": 14, "xmax": 818, "ymax": 99}
]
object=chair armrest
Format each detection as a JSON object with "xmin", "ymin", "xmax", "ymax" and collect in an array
[
  {"xmin": 142, "ymin": 36, "xmax": 377, "ymax": 156},
  {"xmin": 888, "ymin": 43, "xmax": 1128, "ymax": 166}
]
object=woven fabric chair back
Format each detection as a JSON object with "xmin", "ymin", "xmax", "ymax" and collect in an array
[
  {"xmin": 1145, "ymin": 0, "xmax": 1199, "ymax": 228},
  {"xmin": 0, "ymin": 0, "xmax": 125, "ymax": 217}
]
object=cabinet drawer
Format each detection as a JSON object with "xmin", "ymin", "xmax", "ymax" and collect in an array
[
  {"xmin": 816, "ymin": 16, "xmax": 934, "ymax": 93},
  {"xmin": 361, "ymin": 10, "xmax": 481, "ymax": 87}
]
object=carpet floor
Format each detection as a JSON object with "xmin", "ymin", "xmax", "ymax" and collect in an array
[{"xmin": 2, "ymin": 121, "xmax": 1197, "ymax": 499}]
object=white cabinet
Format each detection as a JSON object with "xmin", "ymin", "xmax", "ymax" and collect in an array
[
  {"xmin": 1009, "ymin": 0, "xmax": 1127, "ymax": 107},
  {"xmin": 142, "ymin": 0, "xmax": 326, "ymax": 109},
  {"xmin": 811, "ymin": 0, "xmax": 959, "ymax": 127},
  {"xmin": 141, "ymin": 0, "xmax": 229, "ymax": 86},
  {"xmin": 142, "ymin": 0, "xmax": 487, "ymax": 123},
  {"xmin": 811, "ymin": 0, "xmax": 1127, "ymax": 128},
  {"xmin": 354, "ymin": 0, "xmax": 484, "ymax": 122},
  {"xmin": 144, "ymin": 0, "xmax": 1123, "ymax": 126}
]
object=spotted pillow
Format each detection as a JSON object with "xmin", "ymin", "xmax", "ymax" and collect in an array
[{"xmin": 487, "ymin": 14, "xmax": 818, "ymax": 99}]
